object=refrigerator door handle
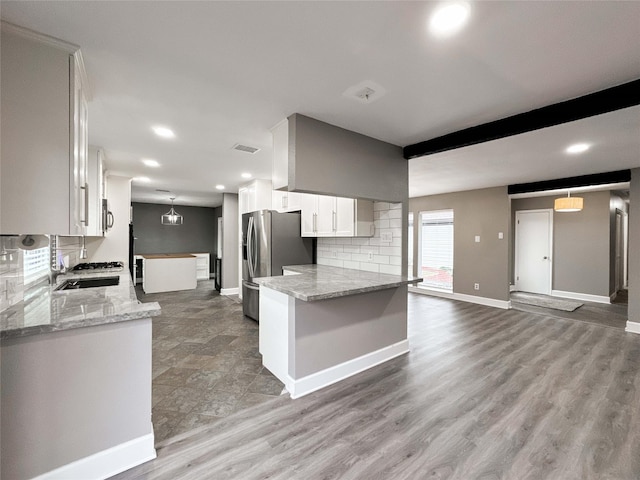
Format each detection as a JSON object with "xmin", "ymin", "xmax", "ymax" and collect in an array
[{"xmin": 247, "ymin": 216, "xmax": 255, "ymax": 278}]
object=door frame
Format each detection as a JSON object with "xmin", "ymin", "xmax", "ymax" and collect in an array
[{"xmin": 514, "ymin": 209, "xmax": 553, "ymax": 295}]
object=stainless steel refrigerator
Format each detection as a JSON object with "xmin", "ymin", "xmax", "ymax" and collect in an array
[{"xmin": 242, "ymin": 210, "xmax": 314, "ymax": 321}]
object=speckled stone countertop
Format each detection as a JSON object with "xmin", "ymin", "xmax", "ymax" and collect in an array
[
  {"xmin": 253, "ymin": 264, "xmax": 422, "ymax": 302},
  {"xmin": 0, "ymin": 270, "xmax": 161, "ymax": 340}
]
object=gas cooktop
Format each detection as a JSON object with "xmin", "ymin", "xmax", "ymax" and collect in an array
[{"xmin": 72, "ymin": 261, "xmax": 124, "ymax": 272}]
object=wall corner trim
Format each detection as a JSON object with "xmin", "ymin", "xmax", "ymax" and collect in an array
[
  {"xmin": 551, "ymin": 289, "xmax": 611, "ymax": 305},
  {"xmin": 33, "ymin": 433, "xmax": 156, "ymax": 480},
  {"xmin": 625, "ymin": 321, "xmax": 640, "ymax": 335},
  {"xmin": 408, "ymin": 286, "xmax": 511, "ymax": 310},
  {"xmin": 221, "ymin": 287, "xmax": 240, "ymax": 296}
]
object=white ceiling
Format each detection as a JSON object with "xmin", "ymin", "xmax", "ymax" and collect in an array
[{"xmin": 2, "ymin": 1, "xmax": 640, "ymax": 206}]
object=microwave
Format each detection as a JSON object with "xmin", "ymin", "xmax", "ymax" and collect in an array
[{"xmin": 102, "ymin": 198, "xmax": 114, "ymax": 234}]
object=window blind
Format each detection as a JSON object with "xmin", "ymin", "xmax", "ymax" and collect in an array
[
  {"xmin": 23, "ymin": 247, "xmax": 50, "ymax": 286},
  {"xmin": 419, "ymin": 210, "xmax": 454, "ymax": 291}
]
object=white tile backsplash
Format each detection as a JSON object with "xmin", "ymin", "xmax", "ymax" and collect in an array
[{"xmin": 317, "ymin": 201, "xmax": 402, "ymax": 275}]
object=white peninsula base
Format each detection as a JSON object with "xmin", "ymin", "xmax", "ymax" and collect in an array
[{"xmin": 259, "ymin": 284, "xmax": 409, "ymax": 399}]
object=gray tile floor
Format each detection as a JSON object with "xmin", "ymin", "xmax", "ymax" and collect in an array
[{"xmin": 136, "ymin": 280, "xmax": 284, "ymax": 444}]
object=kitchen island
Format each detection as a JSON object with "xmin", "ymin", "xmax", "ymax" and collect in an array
[
  {"xmin": 141, "ymin": 253, "xmax": 197, "ymax": 293},
  {"xmin": 0, "ymin": 270, "xmax": 161, "ymax": 480},
  {"xmin": 254, "ymin": 264, "xmax": 421, "ymax": 399}
]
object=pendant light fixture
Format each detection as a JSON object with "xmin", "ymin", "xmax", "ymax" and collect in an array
[
  {"xmin": 161, "ymin": 197, "xmax": 183, "ymax": 225},
  {"xmin": 554, "ymin": 191, "xmax": 584, "ymax": 212}
]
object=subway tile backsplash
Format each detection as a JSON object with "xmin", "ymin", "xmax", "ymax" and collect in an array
[{"xmin": 317, "ymin": 202, "xmax": 402, "ymax": 275}]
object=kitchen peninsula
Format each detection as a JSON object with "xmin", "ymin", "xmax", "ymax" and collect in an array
[
  {"xmin": 141, "ymin": 253, "xmax": 197, "ymax": 294},
  {"xmin": 255, "ymin": 265, "xmax": 421, "ymax": 399},
  {"xmin": 0, "ymin": 270, "xmax": 161, "ymax": 480}
]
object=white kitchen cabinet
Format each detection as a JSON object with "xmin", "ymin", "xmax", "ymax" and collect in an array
[
  {"xmin": 300, "ymin": 194, "xmax": 357, "ymax": 237},
  {"xmin": 0, "ymin": 22, "xmax": 89, "ymax": 235},
  {"xmin": 239, "ymin": 179, "xmax": 272, "ymax": 214},
  {"xmin": 193, "ymin": 253, "xmax": 211, "ymax": 280},
  {"xmin": 271, "ymin": 118, "xmax": 289, "ymax": 191},
  {"xmin": 272, "ymin": 190, "xmax": 303, "ymax": 213},
  {"xmin": 86, "ymin": 146, "xmax": 105, "ymax": 237}
]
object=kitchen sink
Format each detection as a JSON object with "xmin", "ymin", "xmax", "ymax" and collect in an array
[{"xmin": 55, "ymin": 276, "xmax": 120, "ymax": 291}]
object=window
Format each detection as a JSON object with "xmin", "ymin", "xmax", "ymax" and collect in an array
[
  {"xmin": 23, "ymin": 247, "xmax": 50, "ymax": 286},
  {"xmin": 418, "ymin": 210, "xmax": 454, "ymax": 291}
]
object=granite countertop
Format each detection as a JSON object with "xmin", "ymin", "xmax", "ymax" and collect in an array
[
  {"xmin": 253, "ymin": 264, "xmax": 422, "ymax": 302},
  {"xmin": 0, "ymin": 270, "xmax": 161, "ymax": 340}
]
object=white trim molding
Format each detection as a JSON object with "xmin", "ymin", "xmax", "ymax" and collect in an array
[
  {"xmin": 221, "ymin": 287, "xmax": 239, "ymax": 296},
  {"xmin": 286, "ymin": 340, "xmax": 409, "ymax": 399},
  {"xmin": 551, "ymin": 289, "xmax": 611, "ymax": 304},
  {"xmin": 33, "ymin": 433, "xmax": 156, "ymax": 480},
  {"xmin": 625, "ymin": 322, "xmax": 640, "ymax": 335},
  {"xmin": 409, "ymin": 286, "xmax": 511, "ymax": 310}
]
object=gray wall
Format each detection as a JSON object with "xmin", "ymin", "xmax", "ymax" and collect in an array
[
  {"xmin": 410, "ymin": 187, "xmax": 511, "ymax": 302},
  {"xmin": 132, "ymin": 202, "xmax": 221, "ymax": 274},
  {"xmin": 287, "ymin": 114, "xmax": 409, "ymax": 275},
  {"xmin": 511, "ymin": 190, "xmax": 611, "ymax": 297},
  {"xmin": 221, "ymin": 193, "xmax": 238, "ymax": 290},
  {"xmin": 629, "ymin": 168, "xmax": 640, "ymax": 325},
  {"xmin": 289, "ymin": 114, "xmax": 406, "ymax": 203},
  {"xmin": 1, "ymin": 319, "xmax": 153, "ymax": 479}
]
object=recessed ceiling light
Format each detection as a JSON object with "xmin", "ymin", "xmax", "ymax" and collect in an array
[
  {"xmin": 152, "ymin": 126, "xmax": 175, "ymax": 139},
  {"xmin": 134, "ymin": 176, "xmax": 151, "ymax": 183},
  {"xmin": 142, "ymin": 158, "xmax": 160, "ymax": 167},
  {"xmin": 565, "ymin": 143, "xmax": 591, "ymax": 154},
  {"xmin": 215, "ymin": 185, "xmax": 225, "ymax": 190},
  {"xmin": 241, "ymin": 172, "xmax": 252, "ymax": 179},
  {"xmin": 429, "ymin": 2, "xmax": 471, "ymax": 37}
]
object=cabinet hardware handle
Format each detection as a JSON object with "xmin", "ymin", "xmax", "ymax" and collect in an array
[
  {"xmin": 332, "ymin": 210, "xmax": 336, "ymax": 232},
  {"xmin": 283, "ymin": 195, "xmax": 287, "ymax": 209},
  {"xmin": 80, "ymin": 183, "xmax": 89, "ymax": 226},
  {"xmin": 313, "ymin": 213, "xmax": 317, "ymax": 232}
]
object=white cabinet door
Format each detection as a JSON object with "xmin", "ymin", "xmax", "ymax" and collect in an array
[
  {"xmin": 316, "ymin": 195, "xmax": 335, "ymax": 236},
  {"xmin": 272, "ymin": 190, "xmax": 303, "ymax": 213},
  {"xmin": 300, "ymin": 194, "xmax": 318, "ymax": 237},
  {"xmin": 86, "ymin": 146, "xmax": 105, "ymax": 237},
  {"xmin": 0, "ymin": 26, "xmax": 88, "ymax": 235},
  {"xmin": 335, "ymin": 197, "xmax": 355, "ymax": 237}
]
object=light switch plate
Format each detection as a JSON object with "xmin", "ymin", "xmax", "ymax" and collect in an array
[
  {"xmin": 498, "ymin": 232, "xmax": 504, "ymax": 239},
  {"xmin": 475, "ymin": 235, "xmax": 480, "ymax": 243},
  {"xmin": 381, "ymin": 232, "xmax": 393, "ymax": 243}
]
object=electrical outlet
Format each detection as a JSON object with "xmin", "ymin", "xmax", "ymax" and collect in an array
[
  {"xmin": 368, "ymin": 252, "xmax": 373, "ymax": 261},
  {"xmin": 381, "ymin": 232, "xmax": 393, "ymax": 243},
  {"xmin": 474, "ymin": 283, "xmax": 480, "ymax": 290},
  {"xmin": 333, "ymin": 250, "xmax": 337, "ymax": 258}
]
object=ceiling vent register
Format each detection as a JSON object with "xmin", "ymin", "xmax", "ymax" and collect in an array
[{"xmin": 232, "ymin": 144, "xmax": 260, "ymax": 154}]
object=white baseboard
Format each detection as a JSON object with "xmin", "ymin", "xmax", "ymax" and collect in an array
[
  {"xmin": 220, "ymin": 287, "xmax": 239, "ymax": 295},
  {"xmin": 625, "ymin": 321, "xmax": 640, "ymax": 335},
  {"xmin": 34, "ymin": 433, "xmax": 156, "ymax": 480},
  {"xmin": 286, "ymin": 340, "xmax": 409, "ymax": 399},
  {"xmin": 408, "ymin": 286, "xmax": 511, "ymax": 310},
  {"xmin": 551, "ymin": 289, "xmax": 611, "ymax": 304}
]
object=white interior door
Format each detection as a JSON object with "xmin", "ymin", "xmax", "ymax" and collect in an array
[{"xmin": 515, "ymin": 210, "xmax": 553, "ymax": 295}]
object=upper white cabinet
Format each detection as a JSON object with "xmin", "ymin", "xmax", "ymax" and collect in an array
[
  {"xmin": 272, "ymin": 190, "xmax": 303, "ymax": 213},
  {"xmin": 271, "ymin": 119, "xmax": 289, "ymax": 191},
  {"xmin": 86, "ymin": 146, "xmax": 105, "ymax": 237},
  {"xmin": 0, "ymin": 22, "xmax": 89, "ymax": 235},
  {"xmin": 239, "ymin": 179, "xmax": 272, "ymax": 214},
  {"xmin": 301, "ymin": 194, "xmax": 360, "ymax": 237},
  {"xmin": 301, "ymin": 194, "xmax": 373, "ymax": 238}
]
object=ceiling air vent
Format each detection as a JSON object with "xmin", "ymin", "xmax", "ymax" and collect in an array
[
  {"xmin": 232, "ymin": 143, "xmax": 260, "ymax": 154},
  {"xmin": 343, "ymin": 80, "xmax": 387, "ymax": 104}
]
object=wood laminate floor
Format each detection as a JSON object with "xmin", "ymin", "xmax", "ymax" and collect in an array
[{"xmin": 114, "ymin": 293, "xmax": 640, "ymax": 480}]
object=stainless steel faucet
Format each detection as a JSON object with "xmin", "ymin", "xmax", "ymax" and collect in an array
[{"xmin": 49, "ymin": 235, "xmax": 67, "ymax": 285}]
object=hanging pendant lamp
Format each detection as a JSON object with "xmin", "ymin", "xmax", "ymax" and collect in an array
[
  {"xmin": 554, "ymin": 191, "xmax": 583, "ymax": 212},
  {"xmin": 161, "ymin": 197, "xmax": 183, "ymax": 225}
]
